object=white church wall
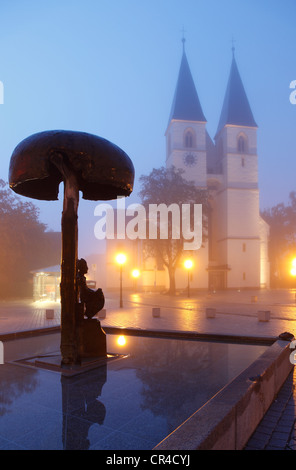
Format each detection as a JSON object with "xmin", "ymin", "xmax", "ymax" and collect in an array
[
  {"xmin": 212, "ymin": 190, "xmax": 228, "ymax": 262},
  {"xmin": 226, "ymin": 188, "xmax": 260, "ymax": 237},
  {"xmin": 227, "ymin": 238, "xmax": 261, "ymax": 288},
  {"xmin": 224, "ymin": 154, "xmax": 258, "ymax": 186}
]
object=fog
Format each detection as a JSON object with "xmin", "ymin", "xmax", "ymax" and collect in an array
[{"xmin": 0, "ymin": 0, "xmax": 295, "ymax": 296}]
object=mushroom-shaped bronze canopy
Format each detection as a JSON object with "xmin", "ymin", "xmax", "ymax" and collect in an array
[
  {"xmin": 9, "ymin": 130, "xmax": 134, "ymax": 201},
  {"xmin": 8, "ymin": 129, "xmax": 135, "ymax": 366}
]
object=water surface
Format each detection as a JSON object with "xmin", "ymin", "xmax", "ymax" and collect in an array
[{"xmin": 0, "ymin": 333, "xmax": 268, "ymax": 450}]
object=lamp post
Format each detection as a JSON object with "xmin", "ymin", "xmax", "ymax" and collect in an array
[
  {"xmin": 116, "ymin": 253, "xmax": 127, "ymax": 308},
  {"xmin": 184, "ymin": 259, "xmax": 193, "ymax": 298}
]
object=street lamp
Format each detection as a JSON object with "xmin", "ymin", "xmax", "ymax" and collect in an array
[
  {"xmin": 117, "ymin": 335, "xmax": 126, "ymax": 346},
  {"xmin": 132, "ymin": 268, "xmax": 140, "ymax": 278},
  {"xmin": 184, "ymin": 259, "xmax": 193, "ymax": 298},
  {"xmin": 115, "ymin": 253, "xmax": 127, "ymax": 308},
  {"xmin": 290, "ymin": 258, "xmax": 296, "ymax": 277},
  {"xmin": 131, "ymin": 268, "xmax": 140, "ymax": 292}
]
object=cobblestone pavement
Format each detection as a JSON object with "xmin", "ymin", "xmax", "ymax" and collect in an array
[
  {"xmin": 1, "ymin": 288, "xmax": 296, "ymax": 450},
  {"xmin": 245, "ymin": 368, "xmax": 296, "ymax": 450}
]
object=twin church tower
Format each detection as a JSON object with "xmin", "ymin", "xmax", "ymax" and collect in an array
[
  {"xmin": 165, "ymin": 41, "xmax": 269, "ymax": 290},
  {"xmin": 104, "ymin": 41, "xmax": 270, "ymax": 291}
]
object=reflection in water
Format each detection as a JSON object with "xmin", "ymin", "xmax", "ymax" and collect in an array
[
  {"xmin": 130, "ymin": 338, "xmax": 227, "ymax": 433},
  {"xmin": 130, "ymin": 294, "xmax": 141, "ymax": 303},
  {"xmin": 0, "ymin": 334, "xmax": 267, "ymax": 450},
  {"xmin": 106, "ymin": 334, "xmax": 267, "ymax": 437},
  {"xmin": 61, "ymin": 365, "xmax": 107, "ymax": 450},
  {"xmin": 0, "ymin": 366, "xmax": 39, "ymax": 417}
]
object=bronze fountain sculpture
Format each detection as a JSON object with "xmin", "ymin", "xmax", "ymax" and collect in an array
[{"xmin": 9, "ymin": 130, "xmax": 134, "ymax": 366}]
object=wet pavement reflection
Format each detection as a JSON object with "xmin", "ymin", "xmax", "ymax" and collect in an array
[{"xmin": 0, "ymin": 333, "xmax": 267, "ymax": 450}]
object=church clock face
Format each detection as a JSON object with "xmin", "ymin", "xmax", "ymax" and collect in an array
[{"xmin": 183, "ymin": 153, "xmax": 197, "ymax": 167}]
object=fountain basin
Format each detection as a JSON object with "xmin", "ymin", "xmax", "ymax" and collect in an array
[{"xmin": 0, "ymin": 328, "xmax": 291, "ymax": 450}]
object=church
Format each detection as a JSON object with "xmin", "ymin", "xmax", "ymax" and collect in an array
[{"xmin": 104, "ymin": 41, "xmax": 270, "ymax": 292}]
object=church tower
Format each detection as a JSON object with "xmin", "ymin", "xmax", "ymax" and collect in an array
[
  {"xmin": 213, "ymin": 49, "xmax": 261, "ymax": 288},
  {"xmin": 104, "ymin": 41, "xmax": 269, "ymax": 292},
  {"xmin": 165, "ymin": 39, "xmax": 207, "ymax": 188}
]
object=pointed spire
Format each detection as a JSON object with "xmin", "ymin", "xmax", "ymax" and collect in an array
[
  {"xmin": 231, "ymin": 36, "xmax": 236, "ymax": 57},
  {"xmin": 168, "ymin": 42, "xmax": 206, "ymax": 124},
  {"xmin": 181, "ymin": 26, "xmax": 186, "ymax": 53},
  {"xmin": 215, "ymin": 53, "xmax": 257, "ymax": 137}
]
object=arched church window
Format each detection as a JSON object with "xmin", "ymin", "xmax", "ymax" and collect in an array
[
  {"xmin": 184, "ymin": 130, "xmax": 194, "ymax": 148},
  {"xmin": 237, "ymin": 135, "xmax": 247, "ymax": 153}
]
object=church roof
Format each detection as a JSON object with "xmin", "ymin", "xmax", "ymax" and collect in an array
[
  {"xmin": 215, "ymin": 53, "xmax": 257, "ymax": 137},
  {"xmin": 168, "ymin": 48, "xmax": 206, "ymax": 124}
]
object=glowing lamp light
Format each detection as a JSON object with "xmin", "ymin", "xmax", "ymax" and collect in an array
[
  {"xmin": 117, "ymin": 335, "xmax": 126, "ymax": 347},
  {"xmin": 290, "ymin": 258, "xmax": 296, "ymax": 276},
  {"xmin": 184, "ymin": 259, "xmax": 193, "ymax": 270},
  {"xmin": 132, "ymin": 269, "xmax": 140, "ymax": 278},
  {"xmin": 116, "ymin": 253, "xmax": 127, "ymax": 265}
]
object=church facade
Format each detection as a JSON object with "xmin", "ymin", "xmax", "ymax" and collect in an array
[
  {"xmin": 104, "ymin": 44, "xmax": 270, "ymax": 292},
  {"xmin": 164, "ymin": 44, "xmax": 270, "ymax": 290}
]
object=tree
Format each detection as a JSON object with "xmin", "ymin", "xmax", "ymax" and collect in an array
[
  {"xmin": 0, "ymin": 179, "xmax": 60, "ymax": 298},
  {"xmin": 261, "ymin": 191, "xmax": 296, "ymax": 286},
  {"xmin": 139, "ymin": 166, "xmax": 209, "ymax": 295}
]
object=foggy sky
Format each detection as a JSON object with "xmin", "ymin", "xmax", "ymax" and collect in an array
[{"xmin": 0, "ymin": 0, "xmax": 295, "ymax": 256}]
